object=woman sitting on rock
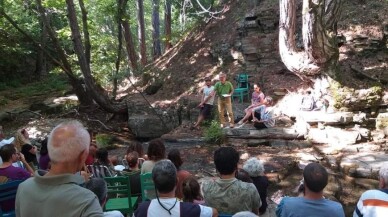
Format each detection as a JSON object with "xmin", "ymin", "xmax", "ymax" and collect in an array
[{"xmin": 252, "ymin": 96, "xmax": 275, "ymax": 130}]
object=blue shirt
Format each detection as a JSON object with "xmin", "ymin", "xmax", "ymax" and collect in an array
[{"xmin": 276, "ymin": 197, "xmax": 345, "ymax": 217}]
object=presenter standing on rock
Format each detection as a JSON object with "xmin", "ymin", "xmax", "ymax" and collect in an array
[{"xmin": 213, "ymin": 73, "xmax": 234, "ymax": 128}]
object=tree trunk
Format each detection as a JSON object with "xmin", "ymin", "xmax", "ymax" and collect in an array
[
  {"xmin": 279, "ymin": 0, "xmax": 342, "ymax": 77},
  {"xmin": 137, "ymin": 0, "xmax": 147, "ymax": 65},
  {"xmin": 152, "ymin": 0, "xmax": 162, "ymax": 59},
  {"xmin": 164, "ymin": 0, "xmax": 172, "ymax": 50},
  {"xmin": 122, "ymin": 20, "xmax": 139, "ymax": 71},
  {"xmin": 113, "ymin": 0, "xmax": 125, "ymax": 99},
  {"xmin": 35, "ymin": 16, "xmax": 48, "ymax": 79},
  {"xmin": 35, "ymin": 0, "xmax": 93, "ymax": 106},
  {"xmin": 66, "ymin": 0, "xmax": 127, "ymax": 113}
]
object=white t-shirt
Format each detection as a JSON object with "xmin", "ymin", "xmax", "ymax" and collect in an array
[
  {"xmin": 104, "ymin": 211, "xmax": 124, "ymax": 217},
  {"xmin": 203, "ymin": 86, "xmax": 215, "ymax": 105},
  {"xmin": 147, "ymin": 198, "xmax": 213, "ymax": 217}
]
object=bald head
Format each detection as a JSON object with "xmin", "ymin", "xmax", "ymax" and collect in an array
[{"xmin": 48, "ymin": 120, "xmax": 90, "ymax": 164}]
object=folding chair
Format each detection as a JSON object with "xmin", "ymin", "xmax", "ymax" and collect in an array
[
  {"xmin": 140, "ymin": 173, "xmax": 155, "ymax": 201},
  {"xmin": 0, "ymin": 180, "xmax": 24, "ymax": 217},
  {"xmin": 104, "ymin": 176, "xmax": 138, "ymax": 216},
  {"xmin": 87, "ymin": 165, "xmax": 114, "ymax": 178},
  {"xmin": 233, "ymin": 73, "xmax": 250, "ymax": 103}
]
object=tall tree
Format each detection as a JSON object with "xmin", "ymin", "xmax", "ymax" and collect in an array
[
  {"xmin": 152, "ymin": 0, "xmax": 162, "ymax": 59},
  {"xmin": 164, "ymin": 0, "xmax": 172, "ymax": 50},
  {"xmin": 120, "ymin": 0, "xmax": 138, "ymax": 71},
  {"xmin": 279, "ymin": 0, "xmax": 342, "ymax": 77},
  {"xmin": 137, "ymin": 0, "xmax": 147, "ymax": 65}
]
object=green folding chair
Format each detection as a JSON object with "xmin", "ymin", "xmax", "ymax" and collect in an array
[
  {"xmin": 233, "ymin": 73, "xmax": 250, "ymax": 103},
  {"xmin": 140, "ymin": 173, "xmax": 155, "ymax": 201},
  {"xmin": 104, "ymin": 176, "xmax": 138, "ymax": 216}
]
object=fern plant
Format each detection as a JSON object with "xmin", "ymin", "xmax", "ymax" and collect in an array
[{"xmin": 204, "ymin": 120, "xmax": 225, "ymax": 145}]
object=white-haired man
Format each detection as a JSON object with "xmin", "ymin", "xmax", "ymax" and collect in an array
[
  {"xmin": 353, "ymin": 163, "xmax": 388, "ymax": 217},
  {"xmin": 16, "ymin": 120, "xmax": 103, "ymax": 217}
]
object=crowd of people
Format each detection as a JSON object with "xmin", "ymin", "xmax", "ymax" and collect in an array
[
  {"xmin": 0, "ymin": 108, "xmax": 387, "ymax": 216},
  {"xmin": 192, "ymin": 73, "xmax": 275, "ymax": 130}
]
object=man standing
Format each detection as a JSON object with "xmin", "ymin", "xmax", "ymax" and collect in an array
[
  {"xmin": 202, "ymin": 147, "xmax": 261, "ymax": 215},
  {"xmin": 16, "ymin": 120, "xmax": 103, "ymax": 217},
  {"xmin": 214, "ymin": 73, "xmax": 234, "ymax": 128},
  {"xmin": 135, "ymin": 160, "xmax": 218, "ymax": 217},
  {"xmin": 192, "ymin": 77, "xmax": 215, "ymax": 130},
  {"xmin": 276, "ymin": 163, "xmax": 345, "ymax": 217},
  {"xmin": 353, "ymin": 163, "xmax": 388, "ymax": 217}
]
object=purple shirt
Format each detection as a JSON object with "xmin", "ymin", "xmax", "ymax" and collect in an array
[
  {"xmin": 0, "ymin": 165, "xmax": 30, "ymax": 211},
  {"xmin": 251, "ymin": 91, "xmax": 265, "ymax": 105},
  {"xmin": 39, "ymin": 154, "xmax": 50, "ymax": 170}
]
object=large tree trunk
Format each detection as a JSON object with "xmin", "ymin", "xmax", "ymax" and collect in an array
[
  {"xmin": 152, "ymin": 0, "xmax": 162, "ymax": 59},
  {"xmin": 35, "ymin": 16, "xmax": 48, "ymax": 79},
  {"xmin": 279, "ymin": 0, "xmax": 342, "ymax": 77},
  {"xmin": 66, "ymin": 0, "xmax": 127, "ymax": 113},
  {"xmin": 35, "ymin": 0, "xmax": 93, "ymax": 106},
  {"xmin": 137, "ymin": 0, "xmax": 147, "ymax": 65},
  {"xmin": 164, "ymin": 0, "xmax": 172, "ymax": 50},
  {"xmin": 122, "ymin": 20, "xmax": 139, "ymax": 71},
  {"xmin": 113, "ymin": 0, "xmax": 125, "ymax": 99}
]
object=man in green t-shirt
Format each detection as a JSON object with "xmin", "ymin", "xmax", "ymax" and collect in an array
[{"xmin": 213, "ymin": 73, "xmax": 235, "ymax": 128}]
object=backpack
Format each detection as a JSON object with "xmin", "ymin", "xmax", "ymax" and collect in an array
[{"xmin": 300, "ymin": 95, "xmax": 315, "ymax": 111}]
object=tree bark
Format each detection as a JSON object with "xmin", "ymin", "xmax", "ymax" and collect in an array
[
  {"xmin": 137, "ymin": 0, "xmax": 147, "ymax": 65},
  {"xmin": 35, "ymin": 0, "xmax": 93, "ymax": 106},
  {"xmin": 113, "ymin": 0, "xmax": 125, "ymax": 99},
  {"xmin": 152, "ymin": 0, "xmax": 162, "ymax": 59},
  {"xmin": 120, "ymin": 0, "xmax": 138, "ymax": 71},
  {"xmin": 279, "ymin": 0, "xmax": 342, "ymax": 77},
  {"xmin": 66, "ymin": 0, "xmax": 127, "ymax": 113},
  {"xmin": 164, "ymin": 0, "xmax": 172, "ymax": 50}
]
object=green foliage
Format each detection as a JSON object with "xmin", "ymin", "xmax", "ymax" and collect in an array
[
  {"xmin": 95, "ymin": 133, "xmax": 115, "ymax": 149},
  {"xmin": 204, "ymin": 120, "xmax": 225, "ymax": 145}
]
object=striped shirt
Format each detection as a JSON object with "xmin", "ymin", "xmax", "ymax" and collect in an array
[{"xmin": 353, "ymin": 189, "xmax": 388, "ymax": 217}]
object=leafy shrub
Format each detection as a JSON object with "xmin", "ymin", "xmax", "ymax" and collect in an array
[
  {"xmin": 204, "ymin": 120, "xmax": 225, "ymax": 145},
  {"xmin": 95, "ymin": 133, "xmax": 115, "ymax": 149}
]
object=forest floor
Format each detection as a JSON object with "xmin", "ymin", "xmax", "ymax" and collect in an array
[{"xmin": 0, "ymin": 0, "xmax": 387, "ymax": 216}]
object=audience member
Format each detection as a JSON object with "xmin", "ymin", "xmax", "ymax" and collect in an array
[
  {"xmin": 15, "ymin": 120, "xmax": 103, "ymax": 217},
  {"xmin": 122, "ymin": 151, "xmax": 141, "ymax": 197},
  {"xmin": 141, "ymin": 138, "xmax": 166, "ymax": 174},
  {"xmin": 192, "ymin": 76, "xmax": 215, "ymax": 130},
  {"xmin": 125, "ymin": 141, "xmax": 146, "ymax": 168},
  {"xmin": 85, "ymin": 144, "xmax": 98, "ymax": 165},
  {"xmin": 168, "ymin": 148, "xmax": 192, "ymax": 199},
  {"xmin": 353, "ymin": 163, "xmax": 388, "ymax": 217},
  {"xmin": 0, "ymin": 144, "xmax": 33, "ymax": 212},
  {"xmin": 237, "ymin": 84, "xmax": 265, "ymax": 125},
  {"xmin": 0, "ymin": 126, "xmax": 15, "ymax": 164},
  {"xmin": 243, "ymin": 157, "xmax": 269, "ymax": 215},
  {"xmin": 38, "ymin": 137, "xmax": 50, "ymax": 170},
  {"xmin": 213, "ymin": 73, "xmax": 235, "ymax": 128},
  {"xmin": 252, "ymin": 96, "xmax": 275, "ymax": 130},
  {"xmin": 15, "ymin": 128, "xmax": 37, "ymax": 169},
  {"xmin": 94, "ymin": 148, "xmax": 116, "ymax": 176},
  {"xmin": 235, "ymin": 168, "xmax": 253, "ymax": 183},
  {"xmin": 85, "ymin": 178, "xmax": 124, "ymax": 217},
  {"xmin": 202, "ymin": 147, "xmax": 261, "ymax": 214},
  {"xmin": 134, "ymin": 160, "xmax": 218, "ymax": 217},
  {"xmin": 182, "ymin": 176, "xmax": 205, "ymax": 205},
  {"xmin": 276, "ymin": 162, "xmax": 345, "ymax": 217}
]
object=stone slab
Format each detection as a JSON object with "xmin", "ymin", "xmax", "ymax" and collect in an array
[{"xmin": 340, "ymin": 152, "xmax": 388, "ymax": 178}]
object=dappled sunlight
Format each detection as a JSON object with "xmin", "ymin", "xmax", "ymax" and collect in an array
[
  {"xmin": 339, "ymin": 25, "xmax": 383, "ymax": 39},
  {"xmin": 52, "ymin": 95, "xmax": 78, "ymax": 104}
]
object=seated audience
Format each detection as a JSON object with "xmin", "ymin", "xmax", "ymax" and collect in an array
[
  {"xmin": 141, "ymin": 138, "xmax": 166, "ymax": 174},
  {"xmin": 252, "ymin": 96, "xmax": 275, "ymax": 130},
  {"xmin": 125, "ymin": 141, "xmax": 146, "ymax": 168},
  {"xmin": 182, "ymin": 176, "xmax": 206, "ymax": 205},
  {"xmin": 134, "ymin": 160, "xmax": 218, "ymax": 217},
  {"xmin": 243, "ymin": 157, "xmax": 269, "ymax": 215},
  {"xmin": 122, "ymin": 151, "xmax": 141, "ymax": 197},
  {"xmin": 235, "ymin": 168, "xmax": 253, "ymax": 183},
  {"xmin": 168, "ymin": 148, "xmax": 192, "ymax": 199},
  {"xmin": 94, "ymin": 148, "xmax": 116, "ymax": 176},
  {"xmin": 202, "ymin": 147, "xmax": 261, "ymax": 214},
  {"xmin": 276, "ymin": 162, "xmax": 345, "ymax": 217},
  {"xmin": 353, "ymin": 163, "xmax": 388, "ymax": 217},
  {"xmin": 0, "ymin": 126, "xmax": 15, "ymax": 164},
  {"xmin": 85, "ymin": 143, "xmax": 98, "ymax": 165},
  {"xmin": 15, "ymin": 120, "xmax": 103, "ymax": 217},
  {"xmin": 38, "ymin": 137, "xmax": 50, "ymax": 170},
  {"xmin": 15, "ymin": 128, "xmax": 37, "ymax": 169},
  {"xmin": 237, "ymin": 84, "xmax": 265, "ymax": 125},
  {"xmin": 0, "ymin": 144, "xmax": 33, "ymax": 212},
  {"xmin": 85, "ymin": 178, "xmax": 124, "ymax": 217}
]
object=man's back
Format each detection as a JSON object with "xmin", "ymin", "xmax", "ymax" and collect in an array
[
  {"xmin": 202, "ymin": 178, "xmax": 261, "ymax": 214},
  {"xmin": 354, "ymin": 189, "xmax": 388, "ymax": 217},
  {"xmin": 276, "ymin": 197, "xmax": 345, "ymax": 217},
  {"xmin": 16, "ymin": 171, "xmax": 103, "ymax": 217}
]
